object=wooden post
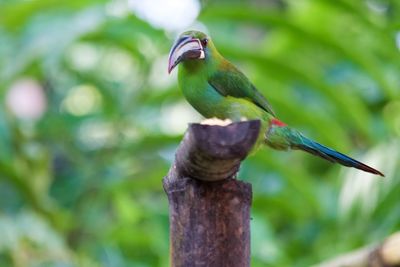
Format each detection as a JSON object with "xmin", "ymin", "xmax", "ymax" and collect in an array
[{"xmin": 163, "ymin": 120, "xmax": 260, "ymax": 267}]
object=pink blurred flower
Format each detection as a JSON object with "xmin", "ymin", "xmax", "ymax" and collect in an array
[{"xmin": 5, "ymin": 78, "xmax": 47, "ymax": 120}]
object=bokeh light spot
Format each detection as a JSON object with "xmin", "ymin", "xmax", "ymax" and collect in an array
[
  {"xmin": 68, "ymin": 43, "xmax": 100, "ymax": 71},
  {"xmin": 160, "ymin": 101, "xmax": 201, "ymax": 135},
  {"xmin": 5, "ymin": 78, "xmax": 47, "ymax": 120},
  {"xmin": 128, "ymin": 0, "xmax": 200, "ymax": 32},
  {"xmin": 62, "ymin": 84, "xmax": 102, "ymax": 116}
]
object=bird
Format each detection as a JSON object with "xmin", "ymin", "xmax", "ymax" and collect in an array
[{"xmin": 167, "ymin": 30, "xmax": 383, "ymax": 176}]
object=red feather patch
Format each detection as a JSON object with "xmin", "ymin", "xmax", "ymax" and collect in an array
[{"xmin": 271, "ymin": 118, "xmax": 287, "ymax": 127}]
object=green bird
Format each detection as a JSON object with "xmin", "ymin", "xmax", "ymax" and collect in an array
[{"xmin": 168, "ymin": 30, "xmax": 383, "ymax": 176}]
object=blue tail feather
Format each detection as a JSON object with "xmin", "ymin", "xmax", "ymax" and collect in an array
[
  {"xmin": 296, "ymin": 137, "xmax": 384, "ymax": 176},
  {"xmin": 264, "ymin": 124, "xmax": 383, "ymax": 176}
]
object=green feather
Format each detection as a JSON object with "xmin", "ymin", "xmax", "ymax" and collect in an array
[{"xmin": 208, "ymin": 60, "xmax": 276, "ymax": 117}]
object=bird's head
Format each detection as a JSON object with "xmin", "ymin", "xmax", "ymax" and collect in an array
[{"xmin": 168, "ymin": 30, "xmax": 215, "ymax": 74}]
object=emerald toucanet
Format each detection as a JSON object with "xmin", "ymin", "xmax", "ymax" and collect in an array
[{"xmin": 168, "ymin": 30, "xmax": 383, "ymax": 176}]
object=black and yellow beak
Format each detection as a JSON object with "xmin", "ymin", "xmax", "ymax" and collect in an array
[{"xmin": 168, "ymin": 36, "xmax": 205, "ymax": 74}]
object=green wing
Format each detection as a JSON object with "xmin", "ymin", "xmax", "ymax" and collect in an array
[{"xmin": 208, "ymin": 62, "xmax": 276, "ymax": 117}]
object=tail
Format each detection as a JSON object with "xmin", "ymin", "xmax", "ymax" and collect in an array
[{"xmin": 265, "ymin": 119, "xmax": 384, "ymax": 176}]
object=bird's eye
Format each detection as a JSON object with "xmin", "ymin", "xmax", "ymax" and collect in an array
[{"xmin": 201, "ymin": 38, "xmax": 208, "ymax": 46}]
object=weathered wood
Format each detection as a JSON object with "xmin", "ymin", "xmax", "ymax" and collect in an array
[
  {"xmin": 314, "ymin": 231, "xmax": 400, "ymax": 267},
  {"xmin": 167, "ymin": 120, "xmax": 261, "ymax": 182},
  {"xmin": 163, "ymin": 120, "xmax": 260, "ymax": 267}
]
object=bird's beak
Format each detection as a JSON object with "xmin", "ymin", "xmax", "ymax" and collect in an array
[{"xmin": 168, "ymin": 36, "xmax": 205, "ymax": 74}]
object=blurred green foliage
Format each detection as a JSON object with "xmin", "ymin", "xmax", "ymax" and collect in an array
[{"xmin": 0, "ymin": 0, "xmax": 399, "ymax": 266}]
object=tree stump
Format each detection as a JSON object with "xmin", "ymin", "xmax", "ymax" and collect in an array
[{"xmin": 163, "ymin": 120, "xmax": 261, "ymax": 267}]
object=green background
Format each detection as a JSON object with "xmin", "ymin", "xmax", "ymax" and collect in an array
[{"xmin": 0, "ymin": 0, "xmax": 399, "ymax": 266}]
